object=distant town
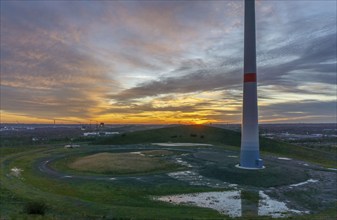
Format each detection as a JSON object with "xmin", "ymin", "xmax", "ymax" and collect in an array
[{"xmin": 1, "ymin": 123, "xmax": 336, "ymax": 152}]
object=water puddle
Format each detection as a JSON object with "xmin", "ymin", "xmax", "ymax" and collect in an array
[
  {"xmin": 130, "ymin": 151, "xmax": 145, "ymax": 156},
  {"xmin": 167, "ymin": 171, "xmax": 236, "ymax": 188},
  {"xmin": 327, "ymin": 168, "xmax": 337, "ymax": 171},
  {"xmin": 155, "ymin": 190, "xmax": 306, "ymax": 218},
  {"xmin": 258, "ymin": 191, "xmax": 308, "ymax": 217},
  {"xmin": 278, "ymin": 157, "xmax": 292, "ymax": 160},
  {"xmin": 10, "ymin": 167, "xmax": 23, "ymax": 178},
  {"xmin": 175, "ymin": 157, "xmax": 193, "ymax": 168},
  {"xmin": 156, "ymin": 191, "xmax": 241, "ymax": 217},
  {"xmin": 289, "ymin": 179, "xmax": 318, "ymax": 188}
]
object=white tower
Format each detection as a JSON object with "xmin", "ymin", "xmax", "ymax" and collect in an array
[{"xmin": 238, "ymin": 0, "xmax": 264, "ymax": 169}]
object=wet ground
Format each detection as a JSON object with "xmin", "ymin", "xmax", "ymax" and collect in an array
[{"xmin": 32, "ymin": 143, "xmax": 336, "ymax": 218}]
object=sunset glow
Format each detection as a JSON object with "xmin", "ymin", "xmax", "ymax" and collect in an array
[{"xmin": 1, "ymin": 1, "xmax": 336, "ymax": 124}]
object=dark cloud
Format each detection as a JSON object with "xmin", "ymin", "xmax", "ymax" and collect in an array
[
  {"xmin": 0, "ymin": 2, "xmax": 118, "ymax": 119},
  {"xmin": 0, "ymin": 1, "xmax": 335, "ymax": 123},
  {"xmin": 110, "ymin": 69, "xmax": 241, "ymax": 101},
  {"xmin": 0, "ymin": 85, "xmax": 97, "ymax": 118},
  {"xmin": 258, "ymin": 32, "xmax": 336, "ymax": 86},
  {"xmin": 110, "ymin": 7, "xmax": 336, "ymax": 103},
  {"xmin": 260, "ymin": 101, "xmax": 336, "ymax": 122},
  {"xmin": 100, "ymin": 103, "xmax": 204, "ymax": 115}
]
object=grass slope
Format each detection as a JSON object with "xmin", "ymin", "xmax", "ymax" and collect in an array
[
  {"xmin": 94, "ymin": 125, "xmax": 336, "ymax": 167},
  {"xmin": 0, "ymin": 147, "xmax": 223, "ymax": 219},
  {"xmin": 95, "ymin": 125, "xmax": 240, "ymax": 146}
]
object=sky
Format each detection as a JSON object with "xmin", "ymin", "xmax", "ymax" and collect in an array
[{"xmin": 0, "ymin": 0, "xmax": 336, "ymax": 124}]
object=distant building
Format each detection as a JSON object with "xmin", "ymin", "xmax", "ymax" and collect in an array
[
  {"xmin": 83, "ymin": 131, "xmax": 119, "ymax": 137},
  {"xmin": 64, "ymin": 144, "xmax": 80, "ymax": 148}
]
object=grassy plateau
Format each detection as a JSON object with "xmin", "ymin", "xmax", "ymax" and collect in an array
[
  {"xmin": 0, "ymin": 125, "xmax": 336, "ymax": 219},
  {"xmin": 68, "ymin": 151, "xmax": 181, "ymax": 175}
]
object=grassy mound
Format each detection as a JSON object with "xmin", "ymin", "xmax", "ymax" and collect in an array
[
  {"xmin": 200, "ymin": 164, "xmax": 309, "ymax": 187},
  {"xmin": 68, "ymin": 151, "xmax": 180, "ymax": 175},
  {"xmin": 93, "ymin": 125, "xmax": 336, "ymax": 167},
  {"xmin": 95, "ymin": 125, "xmax": 240, "ymax": 146}
]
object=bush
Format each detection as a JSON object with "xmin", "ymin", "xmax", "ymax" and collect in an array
[{"xmin": 24, "ymin": 201, "xmax": 47, "ymax": 215}]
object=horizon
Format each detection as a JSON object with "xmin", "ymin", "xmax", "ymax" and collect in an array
[
  {"xmin": 1, "ymin": 1, "xmax": 336, "ymax": 124},
  {"xmin": 1, "ymin": 122, "xmax": 336, "ymax": 126}
]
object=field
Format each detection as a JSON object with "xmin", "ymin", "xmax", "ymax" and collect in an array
[
  {"xmin": 0, "ymin": 125, "xmax": 336, "ymax": 219},
  {"xmin": 68, "ymin": 151, "xmax": 181, "ymax": 175}
]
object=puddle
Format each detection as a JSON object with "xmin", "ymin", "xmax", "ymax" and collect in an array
[
  {"xmin": 156, "ymin": 191, "xmax": 241, "ymax": 217},
  {"xmin": 10, "ymin": 167, "xmax": 23, "ymax": 177},
  {"xmin": 130, "ymin": 151, "xmax": 145, "ymax": 156},
  {"xmin": 289, "ymin": 179, "xmax": 318, "ymax": 188},
  {"xmin": 258, "ymin": 191, "xmax": 307, "ymax": 217},
  {"xmin": 278, "ymin": 157, "xmax": 292, "ymax": 160},
  {"xmin": 155, "ymin": 190, "xmax": 305, "ymax": 218},
  {"xmin": 175, "ymin": 157, "xmax": 193, "ymax": 168},
  {"xmin": 327, "ymin": 168, "xmax": 337, "ymax": 171},
  {"xmin": 167, "ymin": 171, "xmax": 235, "ymax": 188}
]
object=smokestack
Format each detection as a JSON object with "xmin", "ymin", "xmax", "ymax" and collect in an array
[{"xmin": 238, "ymin": 0, "xmax": 264, "ymax": 169}]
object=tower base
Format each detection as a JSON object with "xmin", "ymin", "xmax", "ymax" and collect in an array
[
  {"xmin": 239, "ymin": 148, "xmax": 264, "ymax": 169},
  {"xmin": 235, "ymin": 164, "xmax": 265, "ymax": 170}
]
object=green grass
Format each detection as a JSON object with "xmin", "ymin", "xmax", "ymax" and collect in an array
[
  {"xmin": 141, "ymin": 150, "xmax": 175, "ymax": 156},
  {"xmin": 200, "ymin": 163, "xmax": 309, "ymax": 187},
  {"xmin": 94, "ymin": 125, "xmax": 337, "ymax": 167},
  {"xmin": 241, "ymin": 190, "xmax": 260, "ymax": 203},
  {"xmin": 0, "ymin": 146, "xmax": 225, "ymax": 219},
  {"xmin": 49, "ymin": 149, "xmax": 185, "ymax": 177},
  {"xmin": 1, "ymin": 125, "xmax": 336, "ymax": 219},
  {"xmin": 68, "ymin": 152, "xmax": 181, "ymax": 175}
]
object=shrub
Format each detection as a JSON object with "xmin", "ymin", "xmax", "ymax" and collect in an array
[{"xmin": 24, "ymin": 201, "xmax": 47, "ymax": 215}]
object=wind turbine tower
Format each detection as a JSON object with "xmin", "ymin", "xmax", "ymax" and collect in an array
[{"xmin": 238, "ymin": 0, "xmax": 264, "ymax": 169}]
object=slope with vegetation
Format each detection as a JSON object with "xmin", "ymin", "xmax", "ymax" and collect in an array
[{"xmin": 94, "ymin": 125, "xmax": 336, "ymax": 168}]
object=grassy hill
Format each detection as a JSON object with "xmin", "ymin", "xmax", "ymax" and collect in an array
[{"xmin": 93, "ymin": 125, "xmax": 336, "ymax": 167}]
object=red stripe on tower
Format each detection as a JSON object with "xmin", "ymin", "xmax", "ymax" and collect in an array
[{"xmin": 244, "ymin": 73, "xmax": 256, "ymax": 83}]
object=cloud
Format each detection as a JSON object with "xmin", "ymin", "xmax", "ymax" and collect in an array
[
  {"xmin": 0, "ymin": 2, "xmax": 118, "ymax": 119},
  {"xmin": 260, "ymin": 101, "xmax": 336, "ymax": 123},
  {"xmin": 110, "ymin": 3, "xmax": 336, "ymax": 103},
  {"xmin": 1, "ymin": 85, "xmax": 97, "ymax": 118},
  {"xmin": 0, "ymin": 1, "xmax": 335, "ymax": 123},
  {"xmin": 109, "ymin": 68, "xmax": 241, "ymax": 102}
]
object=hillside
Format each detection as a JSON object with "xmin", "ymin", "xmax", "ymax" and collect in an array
[
  {"xmin": 93, "ymin": 125, "xmax": 336, "ymax": 167},
  {"xmin": 95, "ymin": 125, "xmax": 240, "ymax": 146}
]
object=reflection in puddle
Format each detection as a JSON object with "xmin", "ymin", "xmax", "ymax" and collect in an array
[
  {"xmin": 168, "ymin": 171, "xmax": 237, "ymax": 188},
  {"xmin": 278, "ymin": 157, "xmax": 292, "ymax": 160},
  {"xmin": 175, "ymin": 158, "xmax": 193, "ymax": 168},
  {"xmin": 156, "ymin": 191, "xmax": 241, "ymax": 217},
  {"xmin": 258, "ymin": 191, "xmax": 308, "ymax": 217},
  {"xmin": 289, "ymin": 179, "xmax": 318, "ymax": 188},
  {"xmin": 155, "ymin": 190, "xmax": 306, "ymax": 218}
]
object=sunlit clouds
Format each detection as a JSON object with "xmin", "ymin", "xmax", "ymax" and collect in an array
[{"xmin": 0, "ymin": 1, "xmax": 336, "ymax": 124}]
